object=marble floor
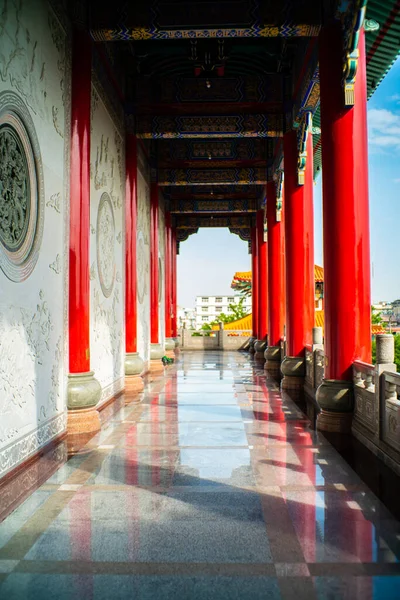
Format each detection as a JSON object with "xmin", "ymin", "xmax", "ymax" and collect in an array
[{"xmin": 1, "ymin": 351, "xmax": 400, "ymax": 599}]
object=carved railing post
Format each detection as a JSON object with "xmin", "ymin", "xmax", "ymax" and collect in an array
[{"xmin": 376, "ymin": 334, "xmax": 396, "ymax": 440}]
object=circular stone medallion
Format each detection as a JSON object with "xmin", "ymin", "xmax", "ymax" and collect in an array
[
  {"xmin": 96, "ymin": 192, "xmax": 116, "ymax": 297},
  {"xmin": 0, "ymin": 91, "xmax": 44, "ymax": 282}
]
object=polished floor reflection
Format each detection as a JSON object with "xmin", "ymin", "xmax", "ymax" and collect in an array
[{"xmin": 1, "ymin": 351, "xmax": 400, "ymax": 599}]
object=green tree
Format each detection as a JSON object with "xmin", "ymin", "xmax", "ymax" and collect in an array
[{"xmin": 228, "ymin": 298, "xmax": 248, "ymax": 321}]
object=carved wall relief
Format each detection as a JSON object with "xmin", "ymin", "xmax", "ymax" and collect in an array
[
  {"xmin": 0, "ymin": 91, "xmax": 44, "ymax": 282},
  {"xmin": 96, "ymin": 192, "xmax": 116, "ymax": 298}
]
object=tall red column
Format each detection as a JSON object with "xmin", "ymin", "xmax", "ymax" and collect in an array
[
  {"xmin": 265, "ymin": 181, "xmax": 285, "ymax": 376},
  {"xmin": 251, "ymin": 225, "xmax": 259, "ymax": 345},
  {"xmin": 317, "ymin": 25, "xmax": 371, "ymax": 431},
  {"xmin": 150, "ymin": 183, "xmax": 160, "ymax": 346},
  {"xmin": 171, "ymin": 228, "xmax": 178, "ymax": 338},
  {"xmin": 257, "ymin": 209, "xmax": 268, "ymax": 341},
  {"xmin": 68, "ymin": 31, "xmax": 101, "ymax": 425},
  {"xmin": 281, "ymin": 127, "xmax": 314, "ymax": 390},
  {"xmin": 165, "ymin": 212, "xmax": 172, "ymax": 340},
  {"xmin": 124, "ymin": 134, "xmax": 144, "ymax": 393}
]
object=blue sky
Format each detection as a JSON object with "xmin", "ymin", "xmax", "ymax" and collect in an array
[{"xmin": 178, "ymin": 57, "xmax": 400, "ymax": 308}]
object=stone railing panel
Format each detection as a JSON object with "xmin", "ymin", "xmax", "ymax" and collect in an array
[
  {"xmin": 315, "ymin": 349, "xmax": 325, "ymax": 388},
  {"xmin": 305, "ymin": 345, "xmax": 314, "ymax": 388},
  {"xmin": 382, "ymin": 372, "xmax": 400, "ymax": 454},
  {"xmin": 353, "ymin": 361, "xmax": 377, "ymax": 436}
]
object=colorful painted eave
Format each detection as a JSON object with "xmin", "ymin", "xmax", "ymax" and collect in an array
[
  {"xmin": 231, "ymin": 265, "xmax": 324, "ymax": 287},
  {"xmin": 313, "ymin": 0, "xmax": 400, "ymax": 179}
]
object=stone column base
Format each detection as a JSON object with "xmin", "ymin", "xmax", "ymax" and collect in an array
[
  {"xmin": 264, "ymin": 346, "xmax": 281, "ymax": 377},
  {"xmin": 125, "ymin": 374, "xmax": 145, "ymax": 403},
  {"xmin": 317, "ymin": 409, "xmax": 353, "ymax": 433},
  {"xmin": 124, "ymin": 353, "xmax": 144, "ymax": 403},
  {"xmin": 67, "ymin": 407, "xmax": 101, "ymax": 436},
  {"xmin": 280, "ymin": 356, "xmax": 305, "ymax": 391},
  {"xmin": 67, "ymin": 371, "xmax": 102, "ymax": 410},
  {"xmin": 248, "ymin": 337, "xmax": 256, "ymax": 354},
  {"xmin": 254, "ymin": 338, "xmax": 268, "ymax": 362},
  {"xmin": 316, "ymin": 379, "xmax": 354, "ymax": 433},
  {"xmin": 149, "ymin": 360, "xmax": 165, "ymax": 374}
]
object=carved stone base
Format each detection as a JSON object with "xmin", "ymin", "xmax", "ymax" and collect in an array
[
  {"xmin": 125, "ymin": 352, "xmax": 144, "ymax": 376},
  {"xmin": 317, "ymin": 409, "xmax": 353, "ymax": 433},
  {"xmin": 67, "ymin": 371, "xmax": 102, "ymax": 410},
  {"xmin": 150, "ymin": 343, "xmax": 165, "ymax": 360},
  {"xmin": 248, "ymin": 337, "xmax": 256, "ymax": 354},
  {"xmin": 67, "ymin": 407, "xmax": 101, "ymax": 436},
  {"xmin": 265, "ymin": 360, "xmax": 282, "ymax": 379},
  {"xmin": 264, "ymin": 346, "xmax": 282, "ymax": 378},
  {"xmin": 149, "ymin": 359, "xmax": 165, "ymax": 374},
  {"xmin": 280, "ymin": 356, "xmax": 305, "ymax": 391},
  {"xmin": 165, "ymin": 338, "xmax": 175, "ymax": 351},
  {"xmin": 316, "ymin": 379, "xmax": 354, "ymax": 433},
  {"xmin": 124, "ymin": 374, "xmax": 144, "ymax": 403}
]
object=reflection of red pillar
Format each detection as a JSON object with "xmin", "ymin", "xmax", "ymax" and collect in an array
[
  {"xmin": 317, "ymin": 26, "xmax": 371, "ymax": 431},
  {"xmin": 171, "ymin": 228, "xmax": 178, "ymax": 338},
  {"xmin": 281, "ymin": 128, "xmax": 314, "ymax": 390},
  {"xmin": 265, "ymin": 181, "xmax": 285, "ymax": 374},
  {"xmin": 257, "ymin": 209, "xmax": 268, "ymax": 341},
  {"xmin": 67, "ymin": 31, "xmax": 101, "ymax": 428},
  {"xmin": 150, "ymin": 183, "xmax": 159, "ymax": 345},
  {"xmin": 251, "ymin": 226, "xmax": 258, "ymax": 342}
]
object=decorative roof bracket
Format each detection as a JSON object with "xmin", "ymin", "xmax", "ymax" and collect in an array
[
  {"xmin": 343, "ymin": 0, "xmax": 367, "ymax": 106},
  {"xmin": 297, "ymin": 111, "xmax": 312, "ymax": 186}
]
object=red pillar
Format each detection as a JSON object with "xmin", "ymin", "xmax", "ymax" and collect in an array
[
  {"xmin": 125, "ymin": 135, "xmax": 138, "ymax": 355},
  {"xmin": 266, "ymin": 181, "xmax": 285, "ymax": 363},
  {"xmin": 67, "ymin": 31, "xmax": 101, "ymax": 425},
  {"xmin": 257, "ymin": 209, "xmax": 268, "ymax": 341},
  {"xmin": 251, "ymin": 225, "xmax": 259, "ymax": 341},
  {"xmin": 124, "ymin": 135, "xmax": 144, "ymax": 392},
  {"xmin": 319, "ymin": 24, "xmax": 371, "ymax": 381},
  {"xmin": 69, "ymin": 31, "xmax": 91, "ymax": 376},
  {"xmin": 165, "ymin": 212, "xmax": 172, "ymax": 340},
  {"xmin": 150, "ymin": 183, "xmax": 159, "ymax": 345},
  {"xmin": 171, "ymin": 228, "xmax": 178, "ymax": 338},
  {"xmin": 282, "ymin": 128, "xmax": 314, "ymax": 387}
]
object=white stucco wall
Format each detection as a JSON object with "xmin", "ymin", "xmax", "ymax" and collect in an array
[
  {"xmin": 89, "ymin": 84, "xmax": 125, "ymax": 406},
  {"xmin": 0, "ymin": 0, "xmax": 70, "ymax": 477},
  {"xmin": 136, "ymin": 147, "xmax": 151, "ymax": 363}
]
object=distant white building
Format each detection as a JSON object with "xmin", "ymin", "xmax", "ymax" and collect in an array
[
  {"xmin": 177, "ymin": 306, "xmax": 196, "ymax": 329},
  {"xmin": 194, "ymin": 295, "xmax": 252, "ymax": 329}
]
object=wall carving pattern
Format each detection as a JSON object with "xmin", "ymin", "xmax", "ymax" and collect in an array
[
  {"xmin": 136, "ymin": 161, "xmax": 151, "ymax": 362},
  {"xmin": 0, "ymin": 0, "xmax": 69, "ymax": 477},
  {"xmin": 90, "ymin": 84, "xmax": 124, "ymax": 398}
]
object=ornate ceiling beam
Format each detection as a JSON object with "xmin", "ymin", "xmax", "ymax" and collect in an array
[
  {"xmin": 91, "ymin": 25, "xmax": 320, "ymax": 42},
  {"xmin": 176, "ymin": 215, "xmax": 252, "ymax": 229},
  {"xmin": 158, "ymin": 138, "xmax": 273, "ymax": 163},
  {"xmin": 158, "ymin": 167, "xmax": 267, "ymax": 186},
  {"xmin": 133, "ymin": 102, "xmax": 283, "ymax": 116},
  {"xmin": 158, "ymin": 159, "xmax": 268, "ymax": 169},
  {"xmin": 136, "ymin": 114, "xmax": 283, "ymax": 139},
  {"xmin": 170, "ymin": 199, "xmax": 258, "ymax": 213},
  {"xmin": 133, "ymin": 76, "xmax": 283, "ymax": 107}
]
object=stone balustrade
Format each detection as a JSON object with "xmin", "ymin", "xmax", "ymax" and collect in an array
[{"xmin": 180, "ymin": 329, "xmax": 252, "ymax": 351}]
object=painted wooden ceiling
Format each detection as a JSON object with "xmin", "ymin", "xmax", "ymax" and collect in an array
[{"xmin": 80, "ymin": 0, "xmax": 400, "ymax": 245}]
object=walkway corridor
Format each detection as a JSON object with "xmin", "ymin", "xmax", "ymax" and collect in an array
[{"xmin": 1, "ymin": 352, "xmax": 400, "ymax": 599}]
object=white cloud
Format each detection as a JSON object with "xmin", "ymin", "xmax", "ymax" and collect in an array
[{"xmin": 368, "ymin": 107, "xmax": 400, "ymax": 151}]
